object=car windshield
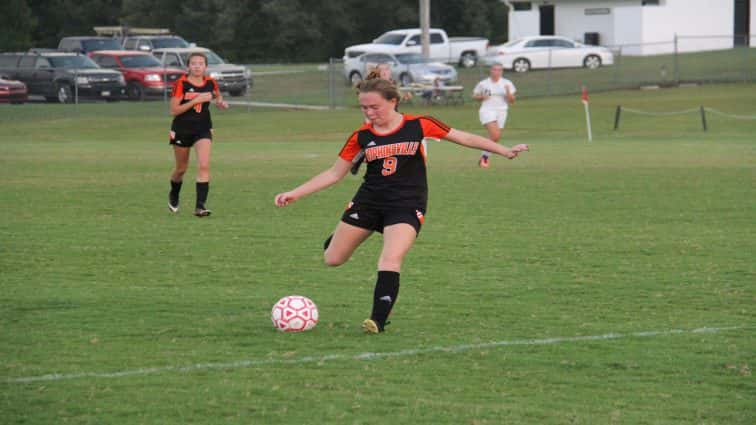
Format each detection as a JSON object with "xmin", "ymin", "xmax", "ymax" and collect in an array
[
  {"xmin": 374, "ymin": 33, "xmax": 406, "ymax": 45},
  {"xmin": 82, "ymin": 39, "xmax": 122, "ymax": 51},
  {"xmin": 48, "ymin": 55, "xmax": 99, "ymax": 69},
  {"xmin": 180, "ymin": 51, "xmax": 225, "ymax": 65},
  {"xmin": 152, "ymin": 38, "xmax": 190, "ymax": 49},
  {"xmin": 395, "ymin": 53, "xmax": 427, "ymax": 64},
  {"xmin": 120, "ymin": 55, "xmax": 162, "ymax": 68},
  {"xmin": 502, "ymin": 39, "xmax": 523, "ymax": 48}
]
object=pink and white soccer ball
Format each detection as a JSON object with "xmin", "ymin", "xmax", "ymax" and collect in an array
[{"xmin": 271, "ymin": 295, "xmax": 319, "ymax": 332}]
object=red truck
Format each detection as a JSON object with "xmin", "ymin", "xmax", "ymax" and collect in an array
[{"xmin": 89, "ymin": 50, "xmax": 185, "ymax": 100}]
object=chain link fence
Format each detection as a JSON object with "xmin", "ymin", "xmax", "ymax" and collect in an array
[{"xmin": 1, "ymin": 35, "xmax": 753, "ymax": 113}]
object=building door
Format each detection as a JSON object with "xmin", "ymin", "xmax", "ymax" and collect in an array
[
  {"xmin": 540, "ymin": 5, "xmax": 555, "ymax": 36},
  {"xmin": 734, "ymin": 0, "xmax": 750, "ymax": 46}
]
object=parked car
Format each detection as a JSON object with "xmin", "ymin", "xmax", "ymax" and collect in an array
[
  {"xmin": 0, "ymin": 51, "xmax": 125, "ymax": 103},
  {"xmin": 89, "ymin": 50, "xmax": 185, "ymax": 100},
  {"xmin": 344, "ymin": 52, "xmax": 458, "ymax": 86},
  {"xmin": 344, "ymin": 28, "xmax": 488, "ymax": 68},
  {"xmin": 151, "ymin": 47, "xmax": 251, "ymax": 97},
  {"xmin": 484, "ymin": 36, "xmax": 614, "ymax": 72},
  {"xmin": 122, "ymin": 35, "xmax": 191, "ymax": 52},
  {"xmin": 58, "ymin": 36, "xmax": 123, "ymax": 54},
  {"xmin": 0, "ymin": 75, "xmax": 28, "ymax": 104}
]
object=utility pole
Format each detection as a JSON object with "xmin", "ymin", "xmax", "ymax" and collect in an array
[{"xmin": 420, "ymin": 0, "xmax": 430, "ymax": 58}]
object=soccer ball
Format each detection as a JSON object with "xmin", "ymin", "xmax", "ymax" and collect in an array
[{"xmin": 271, "ymin": 295, "xmax": 319, "ymax": 332}]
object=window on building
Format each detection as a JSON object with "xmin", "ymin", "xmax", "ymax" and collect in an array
[
  {"xmin": 642, "ymin": 0, "xmax": 660, "ymax": 6},
  {"xmin": 512, "ymin": 2, "xmax": 532, "ymax": 11}
]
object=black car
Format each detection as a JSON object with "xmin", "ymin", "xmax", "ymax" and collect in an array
[
  {"xmin": 0, "ymin": 51, "xmax": 126, "ymax": 103},
  {"xmin": 58, "ymin": 36, "xmax": 123, "ymax": 54}
]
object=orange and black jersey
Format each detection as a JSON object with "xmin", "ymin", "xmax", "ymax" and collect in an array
[
  {"xmin": 170, "ymin": 75, "xmax": 220, "ymax": 134},
  {"xmin": 339, "ymin": 114, "xmax": 451, "ymax": 209}
]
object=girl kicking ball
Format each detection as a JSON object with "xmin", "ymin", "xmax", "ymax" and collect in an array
[{"xmin": 274, "ymin": 77, "xmax": 528, "ymax": 333}]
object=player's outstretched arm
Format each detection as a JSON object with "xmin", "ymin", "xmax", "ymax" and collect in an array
[
  {"xmin": 275, "ymin": 157, "xmax": 352, "ymax": 207},
  {"xmin": 444, "ymin": 128, "xmax": 528, "ymax": 159}
]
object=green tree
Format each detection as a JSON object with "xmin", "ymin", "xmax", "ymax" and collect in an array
[{"xmin": 0, "ymin": 0, "xmax": 36, "ymax": 51}]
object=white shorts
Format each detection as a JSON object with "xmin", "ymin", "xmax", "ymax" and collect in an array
[{"xmin": 479, "ymin": 108, "xmax": 508, "ymax": 128}]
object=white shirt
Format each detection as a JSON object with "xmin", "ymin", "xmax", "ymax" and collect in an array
[{"xmin": 473, "ymin": 77, "xmax": 516, "ymax": 110}]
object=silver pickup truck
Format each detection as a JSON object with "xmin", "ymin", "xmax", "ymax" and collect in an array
[{"xmin": 151, "ymin": 47, "xmax": 252, "ymax": 97}]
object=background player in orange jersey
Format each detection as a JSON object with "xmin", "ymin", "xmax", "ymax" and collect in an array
[
  {"xmin": 168, "ymin": 52, "xmax": 228, "ymax": 217},
  {"xmin": 275, "ymin": 78, "xmax": 528, "ymax": 333}
]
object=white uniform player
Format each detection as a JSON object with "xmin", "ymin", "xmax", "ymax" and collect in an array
[{"xmin": 472, "ymin": 64, "xmax": 516, "ymax": 168}]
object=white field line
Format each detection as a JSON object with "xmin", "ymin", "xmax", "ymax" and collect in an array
[
  {"xmin": 5, "ymin": 326, "xmax": 742, "ymax": 384},
  {"xmin": 225, "ymin": 100, "xmax": 332, "ymax": 110}
]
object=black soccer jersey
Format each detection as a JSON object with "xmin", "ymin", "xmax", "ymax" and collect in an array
[
  {"xmin": 339, "ymin": 114, "xmax": 450, "ymax": 209},
  {"xmin": 170, "ymin": 75, "xmax": 220, "ymax": 134}
]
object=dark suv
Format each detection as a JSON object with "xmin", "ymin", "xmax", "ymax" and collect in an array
[
  {"xmin": 0, "ymin": 51, "xmax": 126, "ymax": 103},
  {"xmin": 58, "ymin": 37, "xmax": 123, "ymax": 54},
  {"xmin": 122, "ymin": 35, "xmax": 190, "ymax": 52}
]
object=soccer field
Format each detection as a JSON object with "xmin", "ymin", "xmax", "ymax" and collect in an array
[{"xmin": 1, "ymin": 84, "xmax": 754, "ymax": 424}]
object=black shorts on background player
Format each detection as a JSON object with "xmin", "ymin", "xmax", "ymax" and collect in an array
[{"xmin": 169, "ymin": 75, "xmax": 219, "ymax": 146}]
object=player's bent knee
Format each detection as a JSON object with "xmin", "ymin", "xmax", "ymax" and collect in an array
[{"xmin": 323, "ymin": 251, "xmax": 348, "ymax": 267}]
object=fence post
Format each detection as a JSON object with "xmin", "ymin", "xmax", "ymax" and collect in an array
[
  {"xmin": 613, "ymin": 45, "xmax": 621, "ymax": 87},
  {"xmin": 328, "ymin": 57, "xmax": 336, "ymax": 110},
  {"xmin": 673, "ymin": 33, "xmax": 679, "ymax": 84},
  {"xmin": 547, "ymin": 48, "xmax": 552, "ymax": 96},
  {"xmin": 613, "ymin": 105, "xmax": 622, "ymax": 131},
  {"xmin": 743, "ymin": 34, "xmax": 749, "ymax": 83},
  {"xmin": 700, "ymin": 106, "xmax": 707, "ymax": 132},
  {"xmin": 74, "ymin": 66, "xmax": 79, "ymax": 105}
]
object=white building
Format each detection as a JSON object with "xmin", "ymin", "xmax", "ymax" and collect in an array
[{"xmin": 506, "ymin": 0, "xmax": 755, "ymax": 55}]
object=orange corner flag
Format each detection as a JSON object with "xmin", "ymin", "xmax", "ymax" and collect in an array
[{"xmin": 581, "ymin": 86, "xmax": 589, "ymax": 105}]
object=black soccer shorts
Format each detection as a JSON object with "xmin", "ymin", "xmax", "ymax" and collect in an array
[
  {"xmin": 341, "ymin": 202, "xmax": 425, "ymax": 235},
  {"xmin": 169, "ymin": 129, "xmax": 213, "ymax": 147}
]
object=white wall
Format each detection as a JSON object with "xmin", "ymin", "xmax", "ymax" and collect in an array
[
  {"xmin": 554, "ymin": 1, "xmax": 625, "ymax": 46},
  {"xmin": 508, "ymin": 6, "xmax": 540, "ymax": 41},
  {"xmin": 640, "ymin": 0, "xmax": 735, "ymax": 54},
  {"xmin": 613, "ymin": 5, "xmax": 643, "ymax": 55},
  {"xmin": 506, "ymin": 0, "xmax": 753, "ymax": 54}
]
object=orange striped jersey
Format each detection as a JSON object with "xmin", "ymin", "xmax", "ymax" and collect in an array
[
  {"xmin": 339, "ymin": 114, "xmax": 451, "ymax": 209},
  {"xmin": 170, "ymin": 75, "xmax": 220, "ymax": 133}
]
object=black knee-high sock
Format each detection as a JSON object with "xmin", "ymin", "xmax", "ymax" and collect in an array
[
  {"xmin": 196, "ymin": 181, "xmax": 209, "ymax": 209},
  {"xmin": 371, "ymin": 271, "xmax": 400, "ymax": 329},
  {"xmin": 323, "ymin": 234, "xmax": 333, "ymax": 251},
  {"xmin": 170, "ymin": 180, "xmax": 182, "ymax": 198}
]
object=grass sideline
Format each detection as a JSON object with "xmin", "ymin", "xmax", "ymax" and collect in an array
[{"xmin": 1, "ymin": 84, "xmax": 755, "ymax": 424}]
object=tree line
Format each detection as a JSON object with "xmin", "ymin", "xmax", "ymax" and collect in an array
[{"xmin": 1, "ymin": 0, "xmax": 509, "ymax": 62}]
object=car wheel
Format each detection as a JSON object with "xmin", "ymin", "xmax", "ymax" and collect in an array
[
  {"xmin": 459, "ymin": 52, "xmax": 477, "ymax": 68},
  {"xmin": 349, "ymin": 71, "xmax": 363, "ymax": 86},
  {"xmin": 513, "ymin": 58, "xmax": 531, "ymax": 73},
  {"xmin": 583, "ymin": 55, "xmax": 602, "ymax": 69},
  {"xmin": 56, "ymin": 83, "xmax": 73, "ymax": 104},
  {"xmin": 126, "ymin": 82, "xmax": 144, "ymax": 101},
  {"xmin": 399, "ymin": 73, "xmax": 412, "ymax": 86}
]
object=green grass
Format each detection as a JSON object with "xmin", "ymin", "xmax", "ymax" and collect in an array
[{"xmin": 1, "ymin": 84, "xmax": 755, "ymax": 424}]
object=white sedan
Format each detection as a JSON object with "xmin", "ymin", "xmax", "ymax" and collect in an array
[{"xmin": 484, "ymin": 36, "xmax": 614, "ymax": 72}]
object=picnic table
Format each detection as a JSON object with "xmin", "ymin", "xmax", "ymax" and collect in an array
[{"xmin": 399, "ymin": 84, "xmax": 465, "ymax": 106}]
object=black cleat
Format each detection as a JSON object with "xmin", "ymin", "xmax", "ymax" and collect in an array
[
  {"xmin": 194, "ymin": 207, "xmax": 212, "ymax": 217},
  {"xmin": 169, "ymin": 194, "xmax": 179, "ymax": 213}
]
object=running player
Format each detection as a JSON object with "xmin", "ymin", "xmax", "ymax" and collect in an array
[
  {"xmin": 168, "ymin": 52, "xmax": 229, "ymax": 217},
  {"xmin": 274, "ymin": 78, "xmax": 528, "ymax": 333},
  {"xmin": 472, "ymin": 63, "xmax": 516, "ymax": 168}
]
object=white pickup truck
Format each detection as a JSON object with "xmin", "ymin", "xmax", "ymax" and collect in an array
[{"xmin": 343, "ymin": 28, "xmax": 488, "ymax": 68}]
